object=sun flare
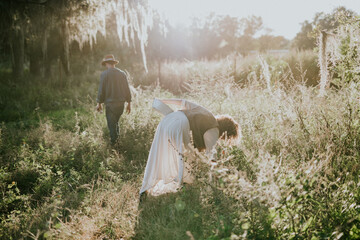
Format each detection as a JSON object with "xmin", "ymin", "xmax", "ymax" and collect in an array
[{"xmin": 148, "ymin": 0, "xmax": 360, "ymax": 39}]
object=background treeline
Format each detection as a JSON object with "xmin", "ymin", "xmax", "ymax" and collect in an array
[
  {"xmin": 0, "ymin": 0, "xmax": 357, "ymax": 83},
  {"xmin": 0, "ymin": 0, "xmax": 151, "ymax": 81}
]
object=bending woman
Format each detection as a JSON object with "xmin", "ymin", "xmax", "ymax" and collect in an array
[{"xmin": 140, "ymin": 99, "xmax": 239, "ymax": 196}]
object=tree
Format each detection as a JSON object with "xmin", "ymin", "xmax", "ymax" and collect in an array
[
  {"xmin": 0, "ymin": 1, "xmax": 26, "ymax": 79},
  {"xmin": 257, "ymin": 35, "xmax": 289, "ymax": 52},
  {"xmin": 0, "ymin": 0, "xmax": 153, "ymax": 80},
  {"xmin": 240, "ymin": 15, "xmax": 263, "ymax": 37},
  {"xmin": 237, "ymin": 15, "xmax": 263, "ymax": 55},
  {"xmin": 189, "ymin": 13, "xmax": 221, "ymax": 59},
  {"xmin": 188, "ymin": 14, "xmax": 264, "ymax": 58},
  {"xmin": 292, "ymin": 21, "xmax": 315, "ymax": 50},
  {"xmin": 213, "ymin": 15, "xmax": 240, "ymax": 56},
  {"xmin": 292, "ymin": 6, "xmax": 357, "ymax": 50}
]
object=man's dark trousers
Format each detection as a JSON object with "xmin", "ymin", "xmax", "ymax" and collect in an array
[{"xmin": 105, "ymin": 102, "xmax": 125, "ymax": 145}]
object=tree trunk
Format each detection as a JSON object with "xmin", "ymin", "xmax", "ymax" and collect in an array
[
  {"xmin": 29, "ymin": 42, "xmax": 42, "ymax": 76},
  {"xmin": 10, "ymin": 25, "xmax": 25, "ymax": 80},
  {"xmin": 29, "ymin": 55, "xmax": 41, "ymax": 75},
  {"xmin": 44, "ymin": 28, "xmax": 52, "ymax": 80},
  {"xmin": 29, "ymin": 25, "xmax": 49, "ymax": 78},
  {"xmin": 42, "ymin": 27, "xmax": 49, "ymax": 79},
  {"xmin": 44, "ymin": 58, "xmax": 52, "ymax": 79},
  {"xmin": 233, "ymin": 53, "xmax": 237, "ymax": 80},
  {"xmin": 318, "ymin": 31, "xmax": 328, "ymax": 97},
  {"xmin": 60, "ymin": 20, "xmax": 70, "ymax": 76},
  {"xmin": 157, "ymin": 59, "xmax": 161, "ymax": 86}
]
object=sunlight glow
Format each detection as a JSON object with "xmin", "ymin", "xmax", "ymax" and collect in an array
[{"xmin": 148, "ymin": 0, "xmax": 360, "ymax": 39}]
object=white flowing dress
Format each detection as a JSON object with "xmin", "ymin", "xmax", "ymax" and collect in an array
[{"xmin": 140, "ymin": 99, "xmax": 219, "ymax": 196}]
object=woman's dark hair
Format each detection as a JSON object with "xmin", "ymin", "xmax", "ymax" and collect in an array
[{"xmin": 216, "ymin": 115, "xmax": 239, "ymax": 140}]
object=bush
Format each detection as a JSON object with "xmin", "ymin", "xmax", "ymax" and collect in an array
[{"xmin": 0, "ymin": 48, "xmax": 359, "ymax": 239}]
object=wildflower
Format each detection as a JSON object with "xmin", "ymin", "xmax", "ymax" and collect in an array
[{"xmin": 12, "ymin": 181, "xmax": 15, "ymax": 185}]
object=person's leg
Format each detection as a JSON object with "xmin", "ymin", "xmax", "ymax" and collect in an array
[
  {"xmin": 105, "ymin": 105, "xmax": 117, "ymax": 145},
  {"xmin": 113, "ymin": 102, "xmax": 124, "ymax": 142},
  {"xmin": 105, "ymin": 102, "xmax": 124, "ymax": 145}
]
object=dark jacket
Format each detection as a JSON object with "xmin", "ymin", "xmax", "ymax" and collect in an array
[
  {"xmin": 96, "ymin": 68, "xmax": 132, "ymax": 104},
  {"xmin": 181, "ymin": 106, "xmax": 219, "ymax": 150}
]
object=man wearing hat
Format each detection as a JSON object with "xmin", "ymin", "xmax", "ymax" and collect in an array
[{"xmin": 96, "ymin": 54, "xmax": 132, "ymax": 145}]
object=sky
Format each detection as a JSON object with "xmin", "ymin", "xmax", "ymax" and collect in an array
[{"xmin": 147, "ymin": 0, "xmax": 360, "ymax": 39}]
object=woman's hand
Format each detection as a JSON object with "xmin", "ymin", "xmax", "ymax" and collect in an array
[
  {"xmin": 96, "ymin": 103, "xmax": 103, "ymax": 113},
  {"xmin": 126, "ymin": 102, "xmax": 131, "ymax": 114}
]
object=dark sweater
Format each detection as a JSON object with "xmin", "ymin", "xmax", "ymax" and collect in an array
[
  {"xmin": 96, "ymin": 68, "xmax": 132, "ymax": 104},
  {"xmin": 181, "ymin": 106, "xmax": 219, "ymax": 150}
]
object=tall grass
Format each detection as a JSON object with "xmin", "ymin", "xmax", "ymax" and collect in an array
[
  {"xmin": 132, "ymin": 50, "xmax": 320, "ymax": 96},
  {"xmin": 185, "ymin": 79, "xmax": 360, "ymax": 239},
  {"xmin": 1, "ymin": 49, "xmax": 360, "ymax": 239}
]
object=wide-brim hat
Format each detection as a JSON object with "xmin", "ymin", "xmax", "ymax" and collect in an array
[{"xmin": 101, "ymin": 54, "xmax": 119, "ymax": 66}]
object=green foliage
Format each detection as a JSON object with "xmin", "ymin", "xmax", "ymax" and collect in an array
[
  {"xmin": 1, "ymin": 47, "xmax": 360, "ymax": 239},
  {"xmin": 233, "ymin": 51, "xmax": 319, "ymax": 88},
  {"xmin": 292, "ymin": 6, "xmax": 357, "ymax": 50},
  {"xmin": 135, "ymin": 185, "xmax": 235, "ymax": 240},
  {"xmin": 329, "ymin": 18, "xmax": 360, "ymax": 87},
  {"xmin": 284, "ymin": 50, "xmax": 319, "ymax": 86},
  {"xmin": 194, "ymin": 83, "xmax": 360, "ymax": 239},
  {"xmin": 292, "ymin": 21, "xmax": 316, "ymax": 50},
  {"xmin": 134, "ymin": 50, "xmax": 319, "ymax": 96}
]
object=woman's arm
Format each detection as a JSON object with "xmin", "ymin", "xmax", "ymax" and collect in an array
[
  {"xmin": 160, "ymin": 99, "xmax": 199, "ymax": 110},
  {"xmin": 204, "ymin": 127, "xmax": 219, "ymax": 154},
  {"xmin": 160, "ymin": 99, "xmax": 183, "ymax": 106}
]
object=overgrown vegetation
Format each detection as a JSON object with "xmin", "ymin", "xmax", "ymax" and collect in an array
[
  {"xmin": 1, "ymin": 5, "xmax": 360, "ymax": 240},
  {"xmin": 1, "ymin": 41, "xmax": 360, "ymax": 239}
]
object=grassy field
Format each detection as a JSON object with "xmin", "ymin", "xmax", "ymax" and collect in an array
[{"xmin": 1, "ymin": 52, "xmax": 360, "ymax": 239}]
